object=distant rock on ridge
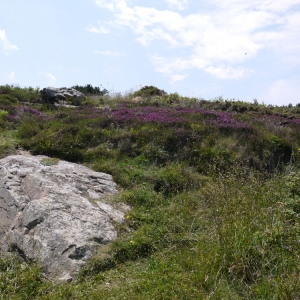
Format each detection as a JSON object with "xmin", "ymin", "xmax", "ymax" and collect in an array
[
  {"xmin": 0, "ymin": 154, "xmax": 129, "ymax": 281},
  {"xmin": 40, "ymin": 87, "xmax": 86, "ymax": 104}
]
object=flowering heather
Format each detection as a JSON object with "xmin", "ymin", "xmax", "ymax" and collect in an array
[
  {"xmin": 7, "ymin": 106, "xmax": 48, "ymax": 121},
  {"xmin": 255, "ymin": 115, "xmax": 300, "ymax": 127},
  {"xmin": 53, "ymin": 106, "xmax": 111, "ymax": 124},
  {"xmin": 17, "ymin": 106, "xmax": 47, "ymax": 117},
  {"xmin": 112, "ymin": 106, "xmax": 185, "ymax": 124},
  {"xmin": 209, "ymin": 111, "xmax": 252, "ymax": 129},
  {"xmin": 110, "ymin": 106, "xmax": 251, "ymax": 130}
]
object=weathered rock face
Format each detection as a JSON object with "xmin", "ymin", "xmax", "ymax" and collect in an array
[
  {"xmin": 40, "ymin": 87, "xmax": 85, "ymax": 103},
  {"xmin": 0, "ymin": 154, "xmax": 129, "ymax": 281}
]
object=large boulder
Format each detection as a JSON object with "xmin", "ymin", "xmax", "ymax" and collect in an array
[
  {"xmin": 40, "ymin": 87, "xmax": 86, "ymax": 104},
  {"xmin": 0, "ymin": 154, "xmax": 129, "ymax": 281}
]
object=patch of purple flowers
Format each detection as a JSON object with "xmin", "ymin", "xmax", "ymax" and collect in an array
[
  {"xmin": 110, "ymin": 106, "xmax": 251, "ymax": 130},
  {"xmin": 255, "ymin": 115, "xmax": 300, "ymax": 127},
  {"xmin": 112, "ymin": 107, "xmax": 185, "ymax": 124},
  {"xmin": 6, "ymin": 106, "xmax": 48, "ymax": 122},
  {"xmin": 209, "ymin": 111, "xmax": 251, "ymax": 129}
]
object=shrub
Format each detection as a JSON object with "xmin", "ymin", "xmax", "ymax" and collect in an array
[
  {"xmin": 0, "ymin": 85, "xmax": 41, "ymax": 104},
  {"xmin": 0, "ymin": 94, "xmax": 17, "ymax": 105},
  {"xmin": 0, "ymin": 109, "xmax": 8, "ymax": 121},
  {"xmin": 133, "ymin": 86, "xmax": 167, "ymax": 99},
  {"xmin": 72, "ymin": 84, "xmax": 108, "ymax": 96},
  {"xmin": 153, "ymin": 163, "xmax": 201, "ymax": 195}
]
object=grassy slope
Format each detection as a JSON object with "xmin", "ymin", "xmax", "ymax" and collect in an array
[{"xmin": 1, "ymin": 86, "xmax": 300, "ymax": 299}]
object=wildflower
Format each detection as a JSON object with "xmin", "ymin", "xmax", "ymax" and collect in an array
[
  {"xmin": 126, "ymin": 215, "xmax": 130, "ymax": 219},
  {"xmin": 130, "ymin": 240, "xmax": 135, "ymax": 245}
]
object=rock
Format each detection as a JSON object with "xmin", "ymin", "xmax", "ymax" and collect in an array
[
  {"xmin": 0, "ymin": 155, "xmax": 129, "ymax": 281},
  {"xmin": 40, "ymin": 87, "xmax": 86, "ymax": 104},
  {"xmin": 132, "ymin": 96, "xmax": 143, "ymax": 103}
]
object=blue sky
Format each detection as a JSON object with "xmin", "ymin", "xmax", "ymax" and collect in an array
[{"xmin": 1, "ymin": 0, "xmax": 300, "ymax": 105}]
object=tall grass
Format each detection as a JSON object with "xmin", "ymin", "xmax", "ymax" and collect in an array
[{"xmin": 1, "ymin": 87, "xmax": 300, "ymax": 299}]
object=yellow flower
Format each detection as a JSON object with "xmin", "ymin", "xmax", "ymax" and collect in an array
[
  {"xmin": 130, "ymin": 240, "xmax": 135, "ymax": 245},
  {"xmin": 126, "ymin": 215, "xmax": 130, "ymax": 219}
]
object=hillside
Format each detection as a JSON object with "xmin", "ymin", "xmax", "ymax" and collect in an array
[{"xmin": 1, "ymin": 85, "xmax": 300, "ymax": 299}]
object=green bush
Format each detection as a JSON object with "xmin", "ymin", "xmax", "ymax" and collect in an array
[
  {"xmin": 133, "ymin": 85, "xmax": 166, "ymax": 99},
  {"xmin": 0, "ymin": 94, "xmax": 17, "ymax": 105},
  {"xmin": 0, "ymin": 85, "xmax": 41, "ymax": 104},
  {"xmin": 112, "ymin": 236, "xmax": 156, "ymax": 263},
  {"xmin": 72, "ymin": 84, "xmax": 108, "ymax": 96},
  {"xmin": 153, "ymin": 163, "xmax": 201, "ymax": 195},
  {"xmin": 0, "ymin": 109, "xmax": 8, "ymax": 121}
]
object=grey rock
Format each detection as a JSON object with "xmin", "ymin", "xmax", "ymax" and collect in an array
[
  {"xmin": 40, "ymin": 87, "xmax": 86, "ymax": 103},
  {"xmin": 132, "ymin": 96, "xmax": 144, "ymax": 103},
  {"xmin": 0, "ymin": 155, "xmax": 129, "ymax": 281}
]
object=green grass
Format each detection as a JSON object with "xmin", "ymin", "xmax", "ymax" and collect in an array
[
  {"xmin": 0, "ymin": 130, "xmax": 17, "ymax": 158},
  {"xmin": 1, "ymin": 86, "xmax": 300, "ymax": 299}
]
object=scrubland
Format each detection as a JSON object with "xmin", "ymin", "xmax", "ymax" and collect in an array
[{"xmin": 1, "ymin": 85, "xmax": 300, "ymax": 299}]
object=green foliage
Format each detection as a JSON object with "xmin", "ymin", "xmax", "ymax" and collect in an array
[
  {"xmin": 0, "ymin": 255, "xmax": 48, "ymax": 299},
  {"xmin": 4, "ymin": 89, "xmax": 300, "ymax": 298},
  {"xmin": 72, "ymin": 84, "xmax": 108, "ymax": 96},
  {"xmin": 0, "ymin": 85, "xmax": 41, "ymax": 104},
  {"xmin": 40, "ymin": 157, "xmax": 60, "ymax": 166},
  {"xmin": 0, "ymin": 130, "xmax": 17, "ymax": 158},
  {"xmin": 0, "ymin": 94, "xmax": 17, "ymax": 105},
  {"xmin": 153, "ymin": 163, "xmax": 201, "ymax": 195},
  {"xmin": 0, "ymin": 109, "xmax": 8, "ymax": 123},
  {"xmin": 133, "ymin": 85, "xmax": 166, "ymax": 99}
]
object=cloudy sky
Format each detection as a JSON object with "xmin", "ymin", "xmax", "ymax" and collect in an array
[{"xmin": 1, "ymin": 0, "xmax": 300, "ymax": 105}]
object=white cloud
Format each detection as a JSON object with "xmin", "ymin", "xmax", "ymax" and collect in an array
[
  {"xmin": 150, "ymin": 55, "xmax": 190, "ymax": 82},
  {"xmin": 207, "ymin": 0, "xmax": 300, "ymax": 13},
  {"xmin": 94, "ymin": 50, "xmax": 122, "ymax": 56},
  {"xmin": 86, "ymin": 25, "xmax": 110, "ymax": 34},
  {"xmin": 165, "ymin": 0, "xmax": 189, "ymax": 10},
  {"xmin": 170, "ymin": 73, "xmax": 189, "ymax": 83},
  {"xmin": 39, "ymin": 72, "xmax": 56, "ymax": 85},
  {"xmin": 0, "ymin": 29, "xmax": 18, "ymax": 54},
  {"xmin": 205, "ymin": 65, "xmax": 254, "ymax": 79},
  {"xmin": 95, "ymin": 0, "xmax": 121, "ymax": 11},
  {"xmin": 93, "ymin": 0, "xmax": 300, "ymax": 81},
  {"xmin": 261, "ymin": 79, "xmax": 300, "ymax": 106}
]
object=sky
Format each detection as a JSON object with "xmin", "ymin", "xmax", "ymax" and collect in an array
[{"xmin": 1, "ymin": 0, "xmax": 300, "ymax": 105}]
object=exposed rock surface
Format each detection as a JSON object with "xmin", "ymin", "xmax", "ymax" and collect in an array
[
  {"xmin": 0, "ymin": 155, "xmax": 129, "ymax": 281},
  {"xmin": 40, "ymin": 87, "xmax": 85, "ymax": 103},
  {"xmin": 132, "ymin": 96, "xmax": 144, "ymax": 103}
]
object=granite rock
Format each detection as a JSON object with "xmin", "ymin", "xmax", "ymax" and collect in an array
[{"xmin": 0, "ymin": 154, "xmax": 129, "ymax": 281}]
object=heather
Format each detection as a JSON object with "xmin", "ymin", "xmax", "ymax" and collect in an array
[{"xmin": 1, "ymin": 85, "xmax": 300, "ymax": 299}]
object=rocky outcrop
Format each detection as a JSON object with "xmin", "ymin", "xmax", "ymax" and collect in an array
[
  {"xmin": 0, "ymin": 154, "xmax": 129, "ymax": 281},
  {"xmin": 40, "ymin": 87, "xmax": 85, "ymax": 104}
]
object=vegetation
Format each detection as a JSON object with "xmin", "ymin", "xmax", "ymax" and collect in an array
[
  {"xmin": 1, "ymin": 84, "xmax": 300, "ymax": 299},
  {"xmin": 132, "ymin": 85, "xmax": 166, "ymax": 99},
  {"xmin": 72, "ymin": 84, "xmax": 109, "ymax": 96}
]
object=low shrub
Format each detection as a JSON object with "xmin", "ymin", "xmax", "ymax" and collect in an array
[
  {"xmin": 153, "ymin": 163, "xmax": 201, "ymax": 195},
  {"xmin": 0, "ymin": 94, "xmax": 17, "ymax": 105},
  {"xmin": 132, "ymin": 85, "xmax": 166, "ymax": 99}
]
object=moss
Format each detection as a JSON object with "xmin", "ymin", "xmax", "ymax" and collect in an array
[{"xmin": 40, "ymin": 157, "xmax": 60, "ymax": 166}]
